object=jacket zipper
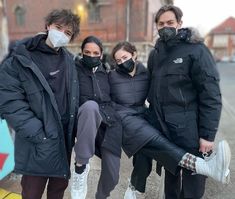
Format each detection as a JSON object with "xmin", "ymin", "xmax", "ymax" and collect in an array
[{"xmin": 179, "ymin": 75, "xmax": 187, "ymax": 109}]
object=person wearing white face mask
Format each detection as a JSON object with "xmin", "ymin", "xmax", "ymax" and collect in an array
[
  {"xmin": 47, "ymin": 28, "xmax": 70, "ymax": 48},
  {"xmin": 0, "ymin": 9, "xmax": 80, "ymax": 199}
]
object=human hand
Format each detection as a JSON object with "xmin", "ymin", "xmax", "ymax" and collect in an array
[{"xmin": 199, "ymin": 138, "xmax": 214, "ymax": 153}]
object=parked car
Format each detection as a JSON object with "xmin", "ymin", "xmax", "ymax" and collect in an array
[
  {"xmin": 230, "ymin": 55, "xmax": 235, "ymax": 62},
  {"xmin": 220, "ymin": 56, "xmax": 230, "ymax": 62}
]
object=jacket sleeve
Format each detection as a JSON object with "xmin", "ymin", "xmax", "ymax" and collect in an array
[
  {"xmin": 190, "ymin": 44, "xmax": 222, "ymax": 141},
  {"xmin": 0, "ymin": 58, "xmax": 45, "ymax": 143},
  {"xmin": 147, "ymin": 49, "xmax": 155, "ymax": 75}
]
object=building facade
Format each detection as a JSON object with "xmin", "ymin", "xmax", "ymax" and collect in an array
[
  {"xmin": 4, "ymin": 0, "xmax": 171, "ymax": 63},
  {"xmin": 206, "ymin": 17, "xmax": 235, "ymax": 61}
]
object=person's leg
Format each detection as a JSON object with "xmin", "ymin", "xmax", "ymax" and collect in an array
[
  {"xmin": 74, "ymin": 100, "xmax": 102, "ymax": 165},
  {"xmin": 130, "ymin": 153, "xmax": 153, "ymax": 193},
  {"xmin": 124, "ymin": 132, "xmax": 183, "ymax": 199},
  {"xmin": 21, "ymin": 175, "xmax": 47, "ymax": 199},
  {"xmin": 127, "ymin": 136, "xmax": 230, "ymax": 198},
  {"xmin": 164, "ymin": 169, "xmax": 181, "ymax": 199},
  {"xmin": 138, "ymin": 135, "xmax": 185, "ymax": 175},
  {"xmin": 96, "ymin": 148, "xmax": 120, "ymax": 199},
  {"xmin": 47, "ymin": 177, "xmax": 68, "ymax": 199},
  {"xmin": 123, "ymin": 153, "xmax": 152, "ymax": 199},
  {"xmin": 71, "ymin": 100, "xmax": 102, "ymax": 199},
  {"xmin": 179, "ymin": 169, "xmax": 206, "ymax": 199}
]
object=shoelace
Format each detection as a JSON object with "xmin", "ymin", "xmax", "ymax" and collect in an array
[
  {"xmin": 202, "ymin": 151, "xmax": 216, "ymax": 161},
  {"xmin": 72, "ymin": 171, "xmax": 87, "ymax": 191},
  {"xmin": 129, "ymin": 184, "xmax": 136, "ymax": 192}
]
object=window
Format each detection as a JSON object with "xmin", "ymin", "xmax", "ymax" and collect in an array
[
  {"xmin": 87, "ymin": 0, "xmax": 100, "ymax": 22},
  {"xmin": 213, "ymin": 35, "xmax": 228, "ymax": 48},
  {"xmin": 14, "ymin": 6, "xmax": 25, "ymax": 26}
]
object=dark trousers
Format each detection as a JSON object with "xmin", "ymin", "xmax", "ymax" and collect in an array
[
  {"xmin": 131, "ymin": 152, "xmax": 153, "ymax": 193},
  {"xmin": 96, "ymin": 148, "xmax": 120, "ymax": 199},
  {"xmin": 21, "ymin": 175, "xmax": 68, "ymax": 199},
  {"xmin": 74, "ymin": 101, "xmax": 120, "ymax": 198},
  {"xmin": 131, "ymin": 135, "xmax": 185, "ymax": 193},
  {"xmin": 164, "ymin": 168, "xmax": 206, "ymax": 199}
]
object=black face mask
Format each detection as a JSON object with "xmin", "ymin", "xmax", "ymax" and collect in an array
[
  {"xmin": 158, "ymin": 27, "xmax": 177, "ymax": 42},
  {"xmin": 82, "ymin": 54, "xmax": 101, "ymax": 68},
  {"xmin": 117, "ymin": 58, "xmax": 135, "ymax": 74}
]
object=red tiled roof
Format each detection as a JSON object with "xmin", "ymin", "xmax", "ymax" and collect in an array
[{"xmin": 210, "ymin": 17, "xmax": 235, "ymax": 34}]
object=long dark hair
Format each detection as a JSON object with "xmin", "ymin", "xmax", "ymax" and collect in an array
[{"xmin": 81, "ymin": 36, "xmax": 103, "ymax": 53}]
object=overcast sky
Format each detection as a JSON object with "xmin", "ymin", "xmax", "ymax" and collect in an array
[{"xmin": 174, "ymin": 0, "xmax": 235, "ymax": 35}]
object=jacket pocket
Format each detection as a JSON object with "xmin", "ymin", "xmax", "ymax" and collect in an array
[
  {"xmin": 28, "ymin": 138, "xmax": 63, "ymax": 174},
  {"xmin": 164, "ymin": 111, "xmax": 199, "ymax": 148},
  {"xmin": 22, "ymin": 80, "xmax": 44, "ymax": 114},
  {"xmin": 164, "ymin": 112, "xmax": 186, "ymax": 129}
]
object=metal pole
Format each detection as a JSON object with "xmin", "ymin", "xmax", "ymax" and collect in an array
[{"xmin": 126, "ymin": 0, "xmax": 130, "ymax": 41}]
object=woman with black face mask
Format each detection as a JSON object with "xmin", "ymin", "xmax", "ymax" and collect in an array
[
  {"xmin": 71, "ymin": 36, "xmax": 122, "ymax": 199},
  {"xmin": 109, "ymin": 41, "xmax": 231, "ymax": 199}
]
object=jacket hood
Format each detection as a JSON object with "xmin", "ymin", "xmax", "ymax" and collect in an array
[
  {"xmin": 156, "ymin": 27, "xmax": 204, "ymax": 48},
  {"xmin": 155, "ymin": 27, "xmax": 204, "ymax": 50},
  {"xmin": 177, "ymin": 27, "xmax": 204, "ymax": 43},
  {"xmin": 76, "ymin": 58, "xmax": 107, "ymax": 75},
  {"xmin": 135, "ymin": 61, "xmax": 147, "ymax": 75},
  {"xmin": 10, "ymin": 33, "xmax": 59, "ymax": 59}
]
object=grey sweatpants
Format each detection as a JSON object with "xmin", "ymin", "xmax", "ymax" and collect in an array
[{"xmin": 74, "ymin": 100, "xmax": 120, "ymax": 199}]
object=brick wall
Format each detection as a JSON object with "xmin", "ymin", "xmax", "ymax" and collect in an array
[{"xmin": 6, "ymin": 0, "xmax": 162, "ymax": 43}]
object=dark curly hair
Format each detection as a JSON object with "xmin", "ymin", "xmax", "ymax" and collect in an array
[{"xmin": 45, "ymin": 9, "xmax": 80, "ymax": 41}]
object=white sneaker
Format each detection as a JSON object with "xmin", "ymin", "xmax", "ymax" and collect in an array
[
  {"xmin": 124, "ymin": 180, "xmax": 144, "ymax": 199},
  {"xmin": 124, "ymin": 184, "xmax": 137, "ymax": 199},
  {"xmin": 71, "ymin": 164, "xmax": 90, "ymax": 199},
  {"xmin": 195, "ymin": 140, "xmax": 231, "ymax": 184}
]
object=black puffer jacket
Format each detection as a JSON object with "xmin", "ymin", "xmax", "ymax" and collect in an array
[
  {"xmin": 147, "ymin": 28, "xmax": 222, "ymax": 150},
  {"xmin": 76, "ymin": 60, "xmax": 122, "ymax": 157},
  {"xmin": 0, "ymin": 35, "xmax": 79, "ymax": 178},
  {"xmin": 109, "ymin": 62, "xmax": 156, "ymax": 157}
]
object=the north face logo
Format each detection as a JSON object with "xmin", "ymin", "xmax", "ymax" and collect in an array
[{"xmin": 173, "ymin": 58, "xmax": 183, "ymax": 63}]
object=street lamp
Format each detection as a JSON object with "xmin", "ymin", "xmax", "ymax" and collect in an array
[
  {"xmin": 77, "ymin": 4, "xmax": 84, "ymax": 13},
  {"xmin": 75, "ymin": 4, "xmax": 86, "ymax": 21}
]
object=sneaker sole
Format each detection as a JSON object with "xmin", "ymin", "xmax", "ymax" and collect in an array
[
  {"xmin": 219, "ymin": 140, "xmax": 231, "ymax": 184},
  {"xmin": 84, "ymin": 164, "xmax": 90, "ymax": 198}
]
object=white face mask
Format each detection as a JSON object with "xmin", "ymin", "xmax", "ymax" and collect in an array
[{"xmin": 48, "ymin": 29, "xmax": 70, "ymax": 48}]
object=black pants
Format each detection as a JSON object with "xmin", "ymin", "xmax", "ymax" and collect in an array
[
  {"xmin": 21, "ymin": 175, "xmax": 68, "ymax": 199},
  {"xmin": 131, "ymin": 135, "xmax": 185, "ymax": 193},
  {"xmin": 131, "ymin": 138, "xmax": 206, "ymax": 198},
  {"xmin": 165, "ymin": 168, "xmax": 206, "ymax": 199}
]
